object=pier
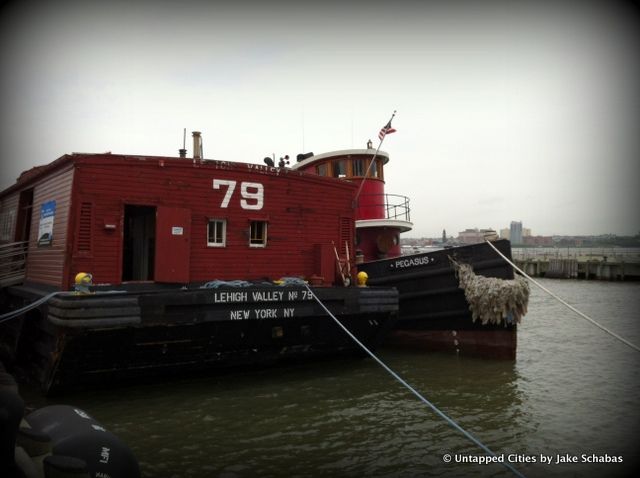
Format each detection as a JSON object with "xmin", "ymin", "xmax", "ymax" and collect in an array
[{"xmin": 512, "ymin": 250, "xmax": 640, "ymax": 281}]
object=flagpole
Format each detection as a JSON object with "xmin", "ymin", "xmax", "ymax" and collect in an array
[{"xmin": 353, "ymin": 110, "xmax": 396, "ymax": 206}]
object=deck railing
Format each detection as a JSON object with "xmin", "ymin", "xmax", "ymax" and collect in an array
[
  {"xmin": 0, "ymin": 241, "xmax": 28, "ymax": 287},
  {"xmin": 357, "ymin": 193, "xmax": 411, "ymax": 222}
]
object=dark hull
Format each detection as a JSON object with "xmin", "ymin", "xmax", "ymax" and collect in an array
[
  {"xmin": 2, "ymin": 284, "xmax": 398, "ymax": 394},
  {"xmin": 359, "ymin": 240, "xmax": 518, "ymax": 359}
]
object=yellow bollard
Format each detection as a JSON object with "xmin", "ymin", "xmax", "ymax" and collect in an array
[
  {"xmin": 74, "ymin": 272, "xmax": 94, "ymax": 294},
  {"xmin": 356, "ymin": 271, "xmax": 368, "ymax": 287}
]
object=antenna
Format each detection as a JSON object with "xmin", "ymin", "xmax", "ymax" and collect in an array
[
  {"xmin": 301, "ymin": 109, "xmax": 305, "ymax": 153},
  {"xmin": 178, "ymin": 128, "xmax": 187, "ymax": 158},
  {"xmin": 351, "ymin": 110, "xmax": 354, "ymax": 148}
]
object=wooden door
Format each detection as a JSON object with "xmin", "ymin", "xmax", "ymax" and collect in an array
[{"xmin": 155, "ymin": 206, "xmax": 191, "ymax": 283}]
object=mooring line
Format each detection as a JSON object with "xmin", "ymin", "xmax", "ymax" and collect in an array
[
  {"xmin": 0, "ymin": 291, "xmax": 65, "ymax": 324},
  {"xmin": 485, "ymin": 240, "xmax": 640, "ymax": 353},
  {"xmin": 303, "ymin": 283, "xmax": 527, "ymax": 478},
  {"xmin": 0, "ymin": 290, "xmax": 126, "ymax": 325}
]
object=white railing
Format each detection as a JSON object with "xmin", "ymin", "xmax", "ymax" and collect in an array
[
  {"xmin": 357, "ymin": 193, "xmax": 411, "ymax": 222},
  {"xmin": 0, "ymin": 241, "xmax": 28, "ymax": 287}
]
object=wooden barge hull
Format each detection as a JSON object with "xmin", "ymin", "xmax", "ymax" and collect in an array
[
  {"xmin": 359, "ymin": 240, "xmax": 517, "ymax": 359},
  {"xmin": 5, "ymin": 284, "xmax": 398, "ymax": 394}
]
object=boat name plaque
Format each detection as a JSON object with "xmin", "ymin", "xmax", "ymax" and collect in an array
[
  {"xmin": 210, "ymin": 288, "xmax": 314, "ymax": 320},
  {"xmin": 391, "ymin": 256, "xmax": 436, "ymax": 269}
]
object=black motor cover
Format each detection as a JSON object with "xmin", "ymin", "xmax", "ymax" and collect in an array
[{"xmin": 24, "ymin": 405, "xmax": 139, "ymax": 478}]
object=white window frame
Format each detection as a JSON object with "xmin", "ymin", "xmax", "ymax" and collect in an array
[
  {"xmin": 249, "ymin": 220, "xmax": 268, "ymax": 248},
  {"xmin": 207, "ymin": 218, "xmax": 227, "ymax": 247}
]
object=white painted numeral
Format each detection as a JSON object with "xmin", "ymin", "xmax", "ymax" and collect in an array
[
  {"xmin": 240, "ymin": 182, "xmax": 264, "ymax": 210},
  {"xmin": 213, "ymin": 179, "xmax": 236, "ymax": 208},
  {"xmin": 213, "ymin": 179, "xmax": 264, "ymax": 210}
]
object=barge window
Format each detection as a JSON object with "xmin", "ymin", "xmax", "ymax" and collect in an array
[
  {"xmin": 332, "ymin": 160, "xmax": 346, "ymax": 178},
  {"xmin": 0, "ymin": 209, "xmax": 16, "ymax": 242},
  {"xmin": 249, "ymin": 220, "xmax": 267, "ymax": 247},
  {"xmin": 207, "ymin": 219, "xmax": 226, "ymax": 247}
]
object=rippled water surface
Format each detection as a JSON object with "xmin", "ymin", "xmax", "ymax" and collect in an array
[{"xmin": 24, "ymin": 279, "xmax": 640, "ymax": 477}]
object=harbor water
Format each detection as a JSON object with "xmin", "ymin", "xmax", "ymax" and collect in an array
[{"xmin": 20, "ymin": 278, "xmax": 640, "ymax": 477}]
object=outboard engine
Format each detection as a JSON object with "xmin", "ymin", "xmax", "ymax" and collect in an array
[{"xmin": 18, "ymin": 405, "xmax": 140, "ymax": 478}]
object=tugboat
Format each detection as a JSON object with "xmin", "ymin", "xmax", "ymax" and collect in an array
[
  {"xmin": 0, "ymin": 132, "xmax": 398, "ymax": 394},
  {"xmin": 291, "ymin": 147, "xmax": 529, "ymax": 359}
]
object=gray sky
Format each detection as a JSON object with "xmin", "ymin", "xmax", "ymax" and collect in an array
[{"xmin": 1, "ymin": 0, "xmax": 638, "ymax": 237}]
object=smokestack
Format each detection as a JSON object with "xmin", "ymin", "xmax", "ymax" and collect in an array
[{"xmin": 192, "ymin": 131, "xmax": 202, "ymax": 160}]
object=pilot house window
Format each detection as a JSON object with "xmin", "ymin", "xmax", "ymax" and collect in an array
[
  {"xmin": 207, "ymin": 219, "xmax": 226, "ymax": 247},
  {"xmin": 353, "ymin": 159, "xmax": 365, "ymax": 176},
  {"xmin": 333, "ymin": 160, "xmax": 346, "ymax": 178},
  {"xmin": 249, "ymin": 220, "xmax": 268, "ymax": 247},
  {"xmin": 316, "ymin": 163, "xmax": 328, "ymax": 176}
]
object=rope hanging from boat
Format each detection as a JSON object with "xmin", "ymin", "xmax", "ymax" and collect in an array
[
  {"xmin": 485, "ymin": 240, "xmax": 640, "ymax": 353},
  {"xmin": 0, "ymin": 291, "xmax": 65, "ymax": 324},
  {"xmin": 0, "ymin": 289, "xmax": 127, "ymax": 325},
  {"xmin": 302, "ymin": 283, "xmax": 527, "ymax": 478},
  {"xmin": 450, "ymin": 259, "xmax": 530, "ymax": 326}
]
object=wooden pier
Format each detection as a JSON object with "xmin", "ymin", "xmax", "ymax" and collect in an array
[{"xmin": 514, "ymin": 255, "xmax": 640, "ymax": 281}]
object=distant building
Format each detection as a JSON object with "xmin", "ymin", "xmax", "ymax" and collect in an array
[
  {"xmin": 510, "ymin": 221, "xmax": 523, "ymax": 244},
  {"xmin": 500, "ymin": 228, "xmax": 510, "ymax": 240},
  {"xmin": 457, "ymin": 228, "xmax": 498, "ymax": 245}
]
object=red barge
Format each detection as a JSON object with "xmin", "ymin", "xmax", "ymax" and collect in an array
[{"xmin": 0, "ymin": 134, "xmax": 399, "ymax": 394}]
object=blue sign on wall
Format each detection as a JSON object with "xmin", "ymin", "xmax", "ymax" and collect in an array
[{"xmin": 38, "ymin": 200, "xmax": 56, "ymax": 246}]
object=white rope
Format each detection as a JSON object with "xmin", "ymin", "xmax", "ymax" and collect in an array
[
  {"xmin": 485, "ymin": 240, "xmax": 640, "ymax": 353},
  {"xmin": 303, "ymin": 283, "xmax": 527, "ymax": 478},
  {"xmin": 0, "ymin": 291, "xmax": 65, "ymax": 324},
  {"xmin": 0, "ymin": 290, "xmax": 126, "ymax": 324}
]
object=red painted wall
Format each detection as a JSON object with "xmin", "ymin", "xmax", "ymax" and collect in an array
[
  {"xmin": 357, "ymin": 227, "xmax": 401, "ymax": 262},
  {"xmin": 352, "ymin": 179, "xmax": 385, "ymax": 220},
  {"xmin": 68, "ymin": 155, "xmax": 356, "ymax": 288}
]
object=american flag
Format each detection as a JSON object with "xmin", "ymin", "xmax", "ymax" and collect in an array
[{"xmin": 378, "ymin": 120, "xmax": 397, "ymax": 140}]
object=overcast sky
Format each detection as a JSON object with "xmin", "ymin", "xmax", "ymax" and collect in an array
[{"xmin": 1, "ymin": 0, "xmax": 638, "ymax": 237}]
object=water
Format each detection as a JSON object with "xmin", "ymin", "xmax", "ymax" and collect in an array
[{"xmin": 21, "ymin": 279, "xmax": 640, "ymax": 477}]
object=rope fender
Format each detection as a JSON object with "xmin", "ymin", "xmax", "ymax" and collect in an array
[{"xmin": 451, "ymin": 258, "xmax": 530, "ymax": 326}]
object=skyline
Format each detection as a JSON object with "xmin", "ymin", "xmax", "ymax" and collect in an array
[{"xmin": 1, "ymin": 0, "xmax": 638, "ymax": 237}]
